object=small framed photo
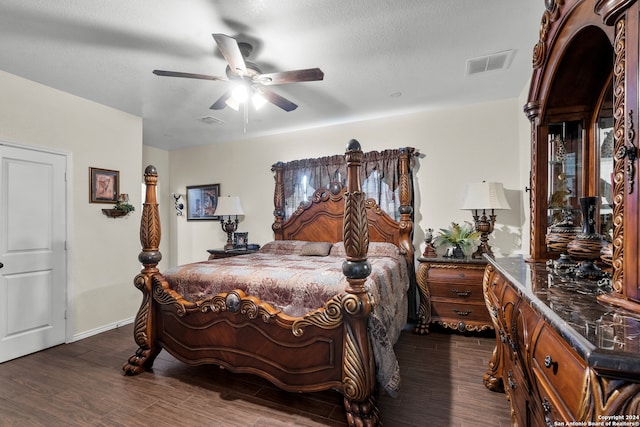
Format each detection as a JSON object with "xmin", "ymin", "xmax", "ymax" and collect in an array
[
  {"xmin": 90, "ymin": 167, "xmax": 119, "ymax": 203},
  {"xmin": 186, "ymin": 184, "xmax": 220, "ymax": 220},
  {"xmin": 234, "ymin": 232, "xmax": 248, "ymax": 248}
]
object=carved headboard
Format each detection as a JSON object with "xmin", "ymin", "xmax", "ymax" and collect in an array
[{"xmin": 271, "ymin": 142, "xmax": 415, "ymax": 269}]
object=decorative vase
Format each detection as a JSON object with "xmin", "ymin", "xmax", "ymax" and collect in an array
[
  {"xmin": 600, "ymin": 242, "xmax": 613, "ymax": 267},
  {"xmin": 567, "ymin": 196, "xmax": 607, "ymax": 260},
  {"xmin": 545, "ymin": 207, "xmax": 580, "ymax": 253},
  {"xmin": 546, "ymin": 224, "xmax": 580, "ymax": 254},
  {"xmin": 444, "ymin": 244, "xmax": 465, "ymax": 259},
  {"xmin": 549, "ymin": 253, "xmax": 579, "ymax": 275},
  {"xmin": 452, "ymin": 244, "xmax": 465, "ymax": 258}
]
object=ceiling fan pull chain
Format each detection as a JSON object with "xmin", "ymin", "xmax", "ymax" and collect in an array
[{"xmin": 244, "ymin": 101, "xmax": 249, "ymax": 133}]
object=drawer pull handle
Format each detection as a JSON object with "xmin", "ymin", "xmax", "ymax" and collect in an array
[
  {"xmin": 451, "ymin": 288, "xmax": 471, "ymax": 298},
  {"xmin": 542, "ymin": 398, "xmax": 553, "ymax": 427},
  {"xmin": 452, "ymin": 309, "xmax": 471, "ymax": 317},
  {"xmin": 507, "ymin": 370, "xmax": 517, "ymax": 389},
  {"xmin": 544, "ymin": 355, "xmax": 558, "ymax": 373}
]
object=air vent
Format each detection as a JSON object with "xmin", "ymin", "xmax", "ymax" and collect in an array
[
  {"xmin": 466, "ymin": 50, "xmax": 515, "ymax": 76},
  {"xmin": 198, "ymin": 116, "xmax": 224, "ymax": 125}
]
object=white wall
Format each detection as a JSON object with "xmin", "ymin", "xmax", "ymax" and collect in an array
[
  {"xmin": 0, "ymin": 70, "xmax": 143, "ymax": 338},
  {"xmin": 168, "ymin": 98, "xmax": 526, "ymax": 264}
]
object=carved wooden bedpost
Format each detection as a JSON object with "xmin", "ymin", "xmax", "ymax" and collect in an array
[
  {"xmin": 397, "ymin": 147, "xmax": 415, "ymax": 264},
  {"xmin": 272, "ymin": 161, "xmax": 285, "ymax": 240},
  {"xmin": 342, "ymin": 139, "xmax": 378, "ymax": 427},
  {"xmin": 123, "ymin": 165, "xmax": 162, "ymax": 375}
]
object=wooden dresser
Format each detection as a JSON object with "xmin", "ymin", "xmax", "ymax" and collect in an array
[
  {"xmin": 483, "ymin": 257, "xmax": 640, "ymax": 424},
  {"xmin": 415, "ymin": 256, "xmax": 491, "ymax": 334}
]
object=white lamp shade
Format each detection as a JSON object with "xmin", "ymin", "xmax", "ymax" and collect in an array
[
  {"xmin": 461, "ymin": 182, "xmax": 511, "ymax": 210},
  {"xmin": 215, "ymin": 196, "xmax": 244, "ymax": 217}
]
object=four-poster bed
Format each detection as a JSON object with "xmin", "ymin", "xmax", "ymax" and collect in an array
[{"xmin": 123, "ymin": 140, "xmax": 417, "ymax": 426}]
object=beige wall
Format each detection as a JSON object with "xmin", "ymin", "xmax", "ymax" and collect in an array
[
  {"xmin": 0, "ymin": 70, "xmax": 143, "ymax": 339},
  {"xmin": 167, "ymin": 97, "xmax": 528, "ymax": 264}
]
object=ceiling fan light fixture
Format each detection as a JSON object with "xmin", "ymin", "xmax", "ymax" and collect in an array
[
  {"xmin": 225, "ymin": 95, "xmax": 240, "ymax": 111},
  {"xmin": 252, "ymin": 92, "xmax": 267, "ymax": 110},
  {"xmin": 231, "ymin": 84, "xmax": 249, "ymax": 103}
]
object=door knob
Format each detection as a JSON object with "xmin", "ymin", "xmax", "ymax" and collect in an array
[{"xmin": 0, "ymin": 262, "xmax": 3, "ymax": 269}]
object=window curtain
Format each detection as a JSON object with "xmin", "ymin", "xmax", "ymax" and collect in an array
[{"xmin": 280, "ymin": 149, "xmax": 414, "ymax": 221}]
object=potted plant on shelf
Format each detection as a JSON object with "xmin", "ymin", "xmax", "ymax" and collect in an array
[
  {"xmin": 432, "ymin": 222, "xmax": 481, "ymax": 258},
  {"xmin": 102, "ymin": 194, "xmax": 135, "ymax": 218}
]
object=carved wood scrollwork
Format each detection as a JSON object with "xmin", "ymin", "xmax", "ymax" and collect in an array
[
  {"xmin": 151, "ymin": 282, "xmax": 280, "ymax": 323},
  {"xmin": 342, "ymin": 328, "xmax": 369, "ymax": 401},
  {"xmin": 533, "ymin": 0, "xmax": 565, "ymax": 69},
  {"xmin": 612, "ymin": 17, "xmax": 626, "ymax": 294},
  {"xmin": 621, "ymin": 110, "xmax": 638, "ymax": 194},
  {"xmin": 132, "ymin": 273, "xmax": 152, "ymax": 348},
  {"xmin": 291, "ymin": 294, "xmax": 344, "ymax": 336},
  {"xmin": 581, "ymin": 370, "xmax": 640, "ymax": 417}
]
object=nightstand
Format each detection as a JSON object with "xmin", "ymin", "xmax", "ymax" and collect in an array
[
  {"xmin": 207, "ymin": 248, "xmax": 258, "ymax": 260},
  {"xmin": 415, "ymin": 256, "xmax": 492, "ymax": 334}
]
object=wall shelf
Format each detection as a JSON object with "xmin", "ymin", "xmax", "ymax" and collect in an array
[{"xmin": 102, "ymin": 209, "xmax": 128, "ymax": 218}]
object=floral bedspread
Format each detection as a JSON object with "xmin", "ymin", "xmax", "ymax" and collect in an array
[{"xmin": 162, "ymin": 240, "xmax": 409, "ymax": 396}]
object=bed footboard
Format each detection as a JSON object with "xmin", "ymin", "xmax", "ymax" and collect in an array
[{"xmin": 124, "ymin": 141, "xmax": 380, "ymax": 426}]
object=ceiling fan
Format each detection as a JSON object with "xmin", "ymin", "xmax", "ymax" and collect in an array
[{"xmin": 153, "ymin": 33, "xmax": 324, "ymax": 112}]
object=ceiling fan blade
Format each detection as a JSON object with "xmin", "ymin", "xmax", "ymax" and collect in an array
[
  {"xmin": 212, "ymin": 33, "xmax": 247, "ymax": 76},
  {"xmin": 256, "ymin": 68, "xmax": 324, "ymax": 85},
  {"xmin": 257, "ymin": 88, "xmax": 298, "ymax": 112},
  {"xmin": 210, "ymin": 90, "xmax": 232, "ymax": 110},
  {"xmin": 153, "ymin": 70, "xmax": 227, "ymax": 81}
]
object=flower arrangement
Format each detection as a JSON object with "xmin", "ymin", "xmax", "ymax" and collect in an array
[{"xmin": 432, "ymin": 222, "xmax": 481, "ymax": 258}]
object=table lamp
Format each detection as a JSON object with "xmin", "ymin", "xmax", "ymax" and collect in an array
[
  {"xmin": 461, "ymin": 181, "xmax": 510, "ymax": 258},
  {"xmin": 215, "ymin": 196, "xmax": 244, "ymax": 250}
]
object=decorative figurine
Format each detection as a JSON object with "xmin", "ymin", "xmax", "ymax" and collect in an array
[{"xmin": 422, "ymin": 228, "xmax": 437, "ymax": 258}]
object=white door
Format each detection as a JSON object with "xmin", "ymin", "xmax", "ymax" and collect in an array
[{"xmin": 0, "ymin": 143, "xmax": 67, "ymax": 363}]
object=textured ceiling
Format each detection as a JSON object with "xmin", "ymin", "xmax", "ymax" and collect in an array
[{"xmin": 0, "ymin": 0, "xmax": 544, "ymax": 150}]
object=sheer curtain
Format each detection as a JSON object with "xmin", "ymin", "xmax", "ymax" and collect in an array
[{"xmin": 279, "ymin": 148, "xmax": 414, "ymax": 221}]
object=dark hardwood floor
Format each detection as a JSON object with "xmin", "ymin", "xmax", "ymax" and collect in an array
[{"xmin": 0, "ymin": 323, "xmax": 511, "ymax": 426}]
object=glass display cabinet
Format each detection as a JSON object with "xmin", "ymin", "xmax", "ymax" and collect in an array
[{"xmin": 546, "ymin": 120, "xmax": 583, "ymax": 229}]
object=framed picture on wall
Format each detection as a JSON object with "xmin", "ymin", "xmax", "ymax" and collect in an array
[
  {"xmin": 89, "ymin": 167, "xmax": 119, "ymax": 203},
  {"xmin": 186, "ymin": 184, "xmax": 220, "ymax": 220}
]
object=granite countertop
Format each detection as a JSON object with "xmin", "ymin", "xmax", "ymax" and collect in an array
[{"xmin": 487, "ymin": 256, "xmax": 640, "ymax": 377}]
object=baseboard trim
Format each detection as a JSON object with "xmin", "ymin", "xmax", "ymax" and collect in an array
[{"xmin": 70, "ymin": 316, "xmax": 135, "ymax": 342}]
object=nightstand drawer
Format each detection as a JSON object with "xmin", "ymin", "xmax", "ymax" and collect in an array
[
  {"xmin": 431, "ymin": 301, "xmax": 491, "ymax": 324},
  {"xmin": 426, "ymin": 264, "xmax": 485, "ymax": 284},
  {"xmin": 428, "ymin": 281, "xmax": 484, "ymax": 302}
]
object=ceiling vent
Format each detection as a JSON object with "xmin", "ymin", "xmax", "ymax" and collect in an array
[
  {"xmin": 198, "ymin": 116, "xmax": 224, "ymax": 125},
  {"xmin": 466, "ymin": 50, "xmax": 515, "ymax": 76}
]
